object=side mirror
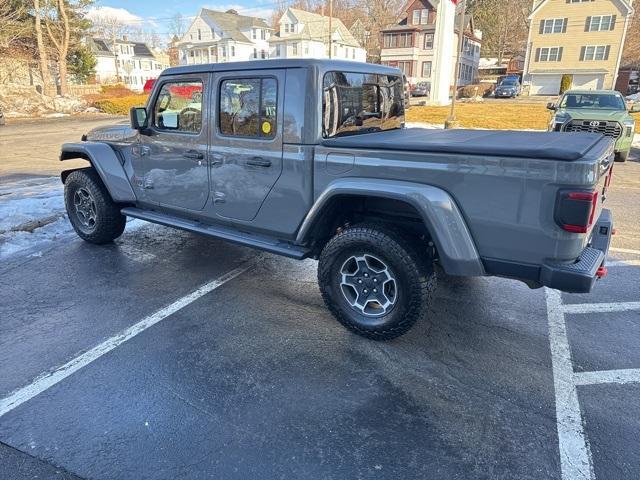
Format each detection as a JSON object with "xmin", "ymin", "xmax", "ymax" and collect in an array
[
  {"xmin": 130, "ymin": 107, "xmax": 148, "ymax": 130},
  {"xmin": 546, "ymin": 102, "xmax": 556, "ymax": 111}
]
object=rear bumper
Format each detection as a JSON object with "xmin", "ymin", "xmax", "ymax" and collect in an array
[{"xmin": 483, "ymin": 208, "xmax": 613, "ymax": 293}]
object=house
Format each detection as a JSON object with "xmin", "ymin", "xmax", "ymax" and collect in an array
[
  {"xmin": 380, "ymin": 0, "xmax": 482, "ymax": 94},
  {"xmin": 269, "ymin": 8, "xmax": 366, "ymax": 61},
  {"xmin": 89, "ymin": 37, "xmax": 170, "ymax": 91},
  {"xmin": 615, "ymin": 66, "xmax": 639, "ymax": 94},
  {"xmin": 176, "ymin": 8, "xmax": 272, "ymax": 65},
  {"xmin": 523, "ymin": 0, "xmax": 634, "ymax": 95}
]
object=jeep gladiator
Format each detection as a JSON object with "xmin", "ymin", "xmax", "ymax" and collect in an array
[{"xmin": 60, "ymin": 59, "xmax": 615, "ymax": 340}]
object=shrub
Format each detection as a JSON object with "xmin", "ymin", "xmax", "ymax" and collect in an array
[
  {"xmin": 458, "ymin": 83, "xmax": 495, "ymax": 98},
  {"xmin": 100, "ymin": 84, "xmax": 135, "ymax": 97},
  {"xmin": 93, "ymin": 95, "xmax": 148, "ymax": 115},
  {"xmin": 560, "ymin": 75, "xmax": 572, "ymax": 94}
]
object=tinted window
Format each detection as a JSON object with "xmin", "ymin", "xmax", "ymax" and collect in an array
[
  {"xmin": 323, "ymin": 72, "xmax": 404, "ymax": 138},
  {"xmin": 153, "ymin": 81, "xmax": 203, "ymax": 133},
  {"xmin": 219, "ymin": 78, "xmax": 277, "ymax": 138}
]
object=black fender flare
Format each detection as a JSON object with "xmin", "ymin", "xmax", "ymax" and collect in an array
[{"xmin": 60, "ymin": 142, "xmax": 136, "ymax": 203}]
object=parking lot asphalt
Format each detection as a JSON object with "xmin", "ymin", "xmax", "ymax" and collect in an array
[{"xmin": 1, "ymin": 116, "xmax": 639, "ymax": 479}]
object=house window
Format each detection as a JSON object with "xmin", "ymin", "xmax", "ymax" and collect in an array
[
  {"xmin": 422, "ymin": 61, "xmax": 432, "ymax": 78},
  {"xmin": 261, "ymin": 29, "xmax": 266, "ymax": 40},
  {"xmin": 541, "ymin": 18, "xmax": 567, "ymax": 34},
  {"xmin": 211, "ymin": 28, "xmax": 215, "ymax": 38},
  {"xmin": 275, "ymin": 45, "xmax": 281, "ymax": 56},
  {"xmin": 261, "ymin": 49, "xmax": 266, "ymax": 59},
  {"xmin": 580, "ymin": 45, "xmax": 610, "ymax": 61},
  {"xmin": 292, "ymin": 43, "xmax": 298, "ymax": 55},
  {"xmin": 424, "ymin": 33, "xmax": 434, "ymax": 49},
  {"xmin": 284, "ymin": 24, "xmax": 289, "ymax": 33},
  {"xmin": 198, "ymin": 29, "xmax": 202, "ymax": 40},
  {"xmin": 290, "ymin": 24, "xmax": 295, "ymax": 32},
  {"xmin": 219, "ymin": 78, "xmax": 277, "ymax": 138},
  {"xmin": 412, "ymin": 8, "xmax": 429, "ymax": 24},
  {"xmin": 397, "ymin": 60, "xmax": 412, "ymax": 75},
  {"xmin": 352, "ymin": 48, "xmax": 355, "ymax": 59},
  {"xmin": 587, "ymin": 15, "xmax": 615, "ymax": 32},
  {"xmin": 221, "ymin": 46, "xmax": 226, "ymax": 57},
  {"xmin": 412, "ymin": 10, "xmax": 420, "ymax": 24},
  {"xmin": 334, "ymin": 45, "xmax": 338, "ymax": 57},
  {"xmin": 231, "ymin": 46, "xmax": 235, "ymax": 56},
  {"xmin": 383, "ymin": 33, "xmax": 413, "ymax": 48},
  {"xmin": 252, "ymin": 28, "xmax": 257, "ymax": 40},
  {"xmin": 253, "ymin": 48, "xmax": 257, "ymax": 59},
  {"xmin": 536, "ymin": 46, "xmax": 562, "ymax": 62},
  {"xmin": 305, "ymin": 45, "xmax": 309, "ymax": 55}
]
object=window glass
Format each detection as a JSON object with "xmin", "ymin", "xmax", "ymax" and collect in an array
[
  {"xmin": 219, "ymin": 78, "xmax": 277, "ymax": 138},
  {"xmin": 153, "ymin": 81, "xmax": 203, "ymax": 133},
  {"xmin": 322, "ymin": 72, "xmax": 404, "ymax": 138},
  {"xmin": 560, "ymin": 93, "xmax": 625, "ymax": 110}
]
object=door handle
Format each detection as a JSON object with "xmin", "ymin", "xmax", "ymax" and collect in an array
[
  {"xmin": 183, "ymin": 150, "xmax": 204, "ymax": 160},
  {"xmin": 246, "ymin": 157, "xmax": 271, "ymax": 167}
]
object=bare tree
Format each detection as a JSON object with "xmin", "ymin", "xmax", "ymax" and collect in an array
[
  {"xmin": 621, "ymin": 15, "xmax": 640, "ymax": 69},
  {"xmin": 44, "ymin": 0, "xmax": 71, "ymax": 95},
  {"xmin": 0, "ymin": 0, "xmax": 30, "ymax": 49},
  {"xmin": 33, "ymin": 0, "xmax": 55, "ymax": 95},
  {"xmin": 169, "ymin": 13, "xmax": 187, "ymax": 40},
  {"xmin": 91, "ymin": 15, "xmax": 132, "ymax": 82}
]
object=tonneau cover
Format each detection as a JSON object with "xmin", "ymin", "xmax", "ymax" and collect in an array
[{"xmin": 321, "ymin": 128, "xmax": 606, "ymax": 161}]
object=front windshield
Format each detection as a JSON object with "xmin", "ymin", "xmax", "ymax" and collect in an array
[
  {"xmin": 500, "ymin": 79, "xmax": 518, "ymax": 86},
  {"xmin": 560, "ymin": 93, "xmax": 625, "ymax": 110}
]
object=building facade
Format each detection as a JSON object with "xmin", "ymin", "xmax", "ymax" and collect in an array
[
  {"xmin": 269, "ymin": 8, "xmax": 366, "ymax": 61},
  {"xmin": 176, "ymin": 9, "xmax": 272, "ymax": 65},
  {"xmin": 523, "ymin": 0, "xmax": 634, "ymax": 95},
  {"xmin": 89, "ymin": 37, "xmax": 170, "ymax": 91},
  {"xmin": 379, "ymin": 0, "xmax": 482, "ymax": 93}
]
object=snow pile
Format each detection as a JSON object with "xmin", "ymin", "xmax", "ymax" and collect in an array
[
  {"xmin": 0, "ymin": 83, "xmax": 86, "ymax": 118},
  {"xmin": 0, "ymin": 177, "xmax": 72, "ymax": 258}
]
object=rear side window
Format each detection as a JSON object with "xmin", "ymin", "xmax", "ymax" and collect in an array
[
  {"xmin": 219, "ymin": 78, "xmax": 277, "ymax": 138},
  {"xmin": 153, "ymin": 80, "xmax": 203, "ymax": 133},
  {"xmin": 323, "ymin": 72, "xmax": 404, "ymax": 138}
]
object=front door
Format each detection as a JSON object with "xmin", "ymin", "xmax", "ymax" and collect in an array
[
  {"xmin": 210, "ymin": 70, "xmax": 284, "ymax": 221},
  {"xmin": 142, "ymin": 74, "xmax": 210, "ymax": 211}
]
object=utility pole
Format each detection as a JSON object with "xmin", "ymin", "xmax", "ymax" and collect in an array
[
  {"xmin": 445, "ymin": 0, "xmax": 466, "ymax": 129},
  {"xmin": 328, "ymin": 0, "xmax": 333, "ymax": 58}
]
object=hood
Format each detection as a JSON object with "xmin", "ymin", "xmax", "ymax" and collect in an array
[
  {"xmin": 556, "ymin": 108, "xmax": 631, "ymax": 122},
  {"xmin": 85, "ymin": 120, "xmax": 137, "ymax": 143}
]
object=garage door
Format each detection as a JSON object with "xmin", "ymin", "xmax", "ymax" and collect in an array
[
  {"xmin": 530, "ymin": 75, "xmax": 562, "ymax": 95},
  {"xmin": 572, "ymin": 74, "xmax": 604, "ymax": 90}
]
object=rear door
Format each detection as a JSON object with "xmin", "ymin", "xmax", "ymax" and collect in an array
[
  {"xmin": 141, "ymin": 74, "xmax": 209, "ymax": 211},
  {"xmin": 210, "ymin": 70, "xmax": 284, "ymax": 222}
]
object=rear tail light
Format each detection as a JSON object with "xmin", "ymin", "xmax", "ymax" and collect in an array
[{"xmin": 555, "ymin": 190, "xmax": 599, "ymax": 234}]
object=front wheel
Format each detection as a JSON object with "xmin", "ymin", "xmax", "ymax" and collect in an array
[
  {"xmin": 64, "ymin": 168, "xmax": 126, "ymax": 244},
  {"xmin": 318, "ymin": 224, "xmax": 436, "ymax": 341}
]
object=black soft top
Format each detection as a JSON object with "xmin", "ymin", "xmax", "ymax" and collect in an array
[{"xmin": 322, "ymin": 128, "xmax": 607, "ymax": 161}]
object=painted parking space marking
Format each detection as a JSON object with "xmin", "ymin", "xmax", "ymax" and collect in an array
[
  {"xmin": 562, "ymin": 302, "xmax": 640, "ymax": 314},
  {"xmin": 546, "ymin": 260, "xmax": 640, "ymax": 480},
  {"xmin": 0, "ymin": 262, "xmax": 253, "ymax": 419},
  {"xmin": 574, "ymin": 368, "xmax": 640, "ymax": 386}
]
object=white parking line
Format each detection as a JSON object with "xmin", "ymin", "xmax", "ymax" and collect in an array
[
  {"xmin": 0, "ymin": 262, "xmax": 253, "ymax": 418},
  {"xmin": 562, "ymin": 302, "xmax": 640, "ymax": 314},
  {"xmin": 545, "ymin": 288, "xmax": 594, "ymax": 480},
  {"xmin": 574, "ymin": 369, "xmax": 640, "ymax": 386}
]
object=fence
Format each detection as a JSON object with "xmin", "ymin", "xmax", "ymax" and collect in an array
[{"xmin": 67, "ymin": 84, "xmax": 101, "ymax": 96}]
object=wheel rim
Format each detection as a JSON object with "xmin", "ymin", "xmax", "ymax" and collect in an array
[
  {"xmin": 339, "ymin": 254, "xmax": 398, "ymax": 317},
  {"xmin": 73, "ymin": 187, "xmax": 97, "ymax": 232}
]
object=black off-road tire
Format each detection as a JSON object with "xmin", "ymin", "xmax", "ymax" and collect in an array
[
  {"xmin": 318, "ymin": 224, "xmax": 436, "ymax": 341},
  {"xmin": 615, "ymin": 151, "xmax": 629, "ymax": 162},
  {"xmin": 64, "ymin": 168, "xmax": 126, "ymax": 244}
]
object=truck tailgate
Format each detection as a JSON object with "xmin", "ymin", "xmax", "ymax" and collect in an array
[{"xmin": 322, "ymin": 128, "xmax": 609, "ymax": 161}]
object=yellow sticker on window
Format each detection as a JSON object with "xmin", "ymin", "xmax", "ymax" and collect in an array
[{"xmin": 261, "ymin": 121, "xmax": 271, "ymax": 135}]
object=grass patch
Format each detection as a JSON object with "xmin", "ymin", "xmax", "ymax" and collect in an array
[{"xmin": 407, "ymin": 103, "xmax": 640, "ymax": 133}]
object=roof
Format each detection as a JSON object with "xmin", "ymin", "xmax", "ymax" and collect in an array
[
  {"xmin": 89, "ymin": 38, "xmax": 156, "ymax": 58},
  {"xmin": 270, "ymin": 8, "xmax": 362, "ymax": 48},
  {"xmin": 162, "ymin": 58, "xmax": 399, "ymax": 76},
  {"xmin": 201, "ymin": 8, "xmax": 272, "ymax": 44}
]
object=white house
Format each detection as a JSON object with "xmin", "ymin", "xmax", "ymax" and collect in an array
[
  {"xmin": 269, "ymin": 8, "xmax": 366, "ymax": 62},
  {"xmin": 89, "ymin": 37, "xmax": 169, "ymax": 91},
  {"xmin": 176, "ymin": 8, "xmax": 273, "ymax": 64}
]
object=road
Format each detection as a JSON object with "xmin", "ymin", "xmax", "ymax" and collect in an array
[{"xmin": 1, "ymin": 116, "xmax": 639, "ymax": 479}]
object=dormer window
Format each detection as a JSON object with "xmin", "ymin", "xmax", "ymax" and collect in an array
[
  {"xmin": 412, "ymin": 8, "xmax": 429, "ymax": 25},
  {"xmin": 197, "ymin": 29, "xmax": 202, "ymax": 40},
  {"xmin": 284, "ymin": 24, "xmax": 289, "ymax": 33},
  {"xmin": 290, "ymin": 23, "xmax": 295, "ymax": 33}
]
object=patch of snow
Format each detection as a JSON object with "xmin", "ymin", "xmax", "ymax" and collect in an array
[
  {"xmin": 405, "ymin": 122, "xmax": 443, "ymax": 129},
  {"xmin": 43, "ymin": 112, "xmax": 70, "ymax": 118}
]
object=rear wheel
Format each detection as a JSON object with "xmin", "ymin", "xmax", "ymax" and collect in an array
[
  {"xmin": 615, "ymin": 150, "xmax": 629, "ymax": 162},
  {"xmin": 64, "ymin": 169, "xmax": 126, "ymax": 244},
  {"xmin": 318, "ymin": 224, "xmax": 436, "ymax": 341}
]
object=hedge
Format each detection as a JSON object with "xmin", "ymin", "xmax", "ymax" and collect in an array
[{"xmin": 93, "ymin": 95, "xmax": 148, "ymax": 115}]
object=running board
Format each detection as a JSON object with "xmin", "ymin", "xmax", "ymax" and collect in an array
[{"xmin": 121, "ymin": 207, "xmax": 310, "ymax": 259}]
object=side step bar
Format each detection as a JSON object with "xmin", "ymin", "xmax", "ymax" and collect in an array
[{"xmin": 121, "ymin": 207, "xmax": 311, "ymax": 260}]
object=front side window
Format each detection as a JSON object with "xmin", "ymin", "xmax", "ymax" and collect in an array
[
  {"xmin": 153, "ymin": 80, "xmax": 203, "ymax": 133},
  {"xmin": 219, "ymin": 78, "xmax": 277, "ymax": 138},
  {"xmin": 322, "ymin": 72, "xmax": 404, "ymax": 138}
]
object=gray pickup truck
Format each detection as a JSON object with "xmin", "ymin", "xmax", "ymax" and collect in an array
[{"xmin": 60, "ymin": 59, "xmax": 614, "ymax": 340}]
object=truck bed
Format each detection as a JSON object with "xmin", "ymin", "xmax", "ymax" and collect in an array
[{"xmin": 321, "ymin": 128, "xmax": 606, "ymax": 161}]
